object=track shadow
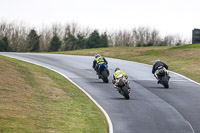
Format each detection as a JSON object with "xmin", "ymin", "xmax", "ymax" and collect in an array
[
  {"xmin": 133, "ymin": 80, "xmax": 171, "ymax": 90},
  {"xmin": 110, "ymin": 97, "xmax": 134, "ymax": 100},
  {"xmin": 88, "ymin": 81, "xmax": 110, "ymax": 84},
  {"xmin": 149, "ymin": 86, "xmax": 170, "ymax": 89}
]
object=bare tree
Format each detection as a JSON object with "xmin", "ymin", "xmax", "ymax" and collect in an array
[
  {"xmin": 39, "ymin": 26, "xmax": 52, "ymax": 52},
  {"xmin": 0, "ymin": 21, "xmax": 30, "ymax": 51},
  {"xmin": 0, "ymin": 20, "xmax": 191, "ymax": 51}
]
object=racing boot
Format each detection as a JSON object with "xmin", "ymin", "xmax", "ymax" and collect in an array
[
  {"xmin": 114, "ymin": 84, "xmax": 120, "ymax": 92},
  {"xmin": 126, "ymin": 84, "xmax": 131, "ymax": 93},
  {"xmin": 167, "ymin": 74, "xmax": 170, "ymax": 80},
  {"xmin": 114, "ymin": 84, "xmax": 118, "ymax": 89},
  {"xmin": 166, "ymin": 70, "xmax": 170, "ymax": 80},
  {"xmin": 127, "ymin": 87, "xmax": 131, "ymax": 93}
]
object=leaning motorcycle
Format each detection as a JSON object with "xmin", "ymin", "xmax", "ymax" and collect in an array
[
  {"xmin": 154, "ymin": 66, "xmax": 170, "ymax": 88},
  {"xmin": 114, "ymin": 74, "xmax": 130, "ymax": 99},
  {"xmin": 97, "ymin": 63, "xmax": 109, "ymax": 83}
]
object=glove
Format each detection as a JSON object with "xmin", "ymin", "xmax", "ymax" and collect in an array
[
  {"xmin": 112, "ymin": 80, "xmax": 115, "ymax": 84},
  {"xmin": 125, "ymin": 80, "xmax": 129, "ymax": 84},
  {"xmin": 125, "ymin": 76, "xmax": 128, "ymax": 79}
]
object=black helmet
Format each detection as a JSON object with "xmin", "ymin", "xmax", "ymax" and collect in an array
[
  {"xmin": 95, "ymin": 54, "xmax": 100, "ymax": 58},
  {"xmin": 115, "ymin": 68, "xmax": 120, "ymax": 72},
  {"xmin": 155, "ymin": 59, "xmax": 160, "ymax": 63}
]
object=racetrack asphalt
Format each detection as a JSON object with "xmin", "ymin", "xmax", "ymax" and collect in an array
[{"xmin": 1, "ymin": 53, "xmax": 200, "ymax": 133}]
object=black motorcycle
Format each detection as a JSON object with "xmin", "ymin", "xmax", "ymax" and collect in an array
[
  {"xmin": 97, "ymin": 63, "xmax": 109, "ymax": 83},
  {"xmin": 114, "ymin": 74, "xmax": 130, "ymax": 99},
  {"xmin": 154, "ymin": 66, "xmax": 170, "ymax": 88}
]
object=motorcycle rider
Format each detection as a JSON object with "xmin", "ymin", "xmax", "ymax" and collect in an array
[
  {"xmin": 112, "ymin": 68, "xmax": 130, "ymax": 92},
  {"xmin": 152, "ymin": 59, "xmax": 170, "ymax": 84},
  {"xmin": 93, "ymin": 54, "xmax": 108, "ymax": 75}
]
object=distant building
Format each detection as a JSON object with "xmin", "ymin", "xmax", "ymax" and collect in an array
[{"xmin": 192, "ymin": 28, "xmax": 200, "ymax": 44}]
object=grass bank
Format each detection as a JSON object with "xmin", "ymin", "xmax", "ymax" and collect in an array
[
  {"xmin": 0, "ymin": 55, "xmax": 107, "ymax": 133},
  {"xmin": 55, "ymin": 44, "xmax": 200, "ymax": 83}
]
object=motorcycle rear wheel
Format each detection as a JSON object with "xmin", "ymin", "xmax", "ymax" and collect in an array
[
  {"xmin": 122, "ymin": 86, "xmax": 130, "ymax": 99},
  {"xmin": 102, "ymin": 71, "xmax": 109, "ymax": 83},
  {"xmin": 162, "ymin": 76, "xmax": 169, "ymax": 88}
]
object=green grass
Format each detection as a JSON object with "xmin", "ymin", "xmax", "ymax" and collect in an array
[
  {"xmin": 1, "ymin": 43, "xmax": 199, "ymax": 132},
  {"xmin": 52, "ymin": 44, "xmax": 200, "ymax": 83},
  {"xmin": 0, "ymin": 55, "xmax": 107, "ymax": 133},
  {"xmin": 141, "ymin": 49, "xmax": 165, "ymax": 56},
  {"xmin": 169, "ymin": 44, "xmax": 200, "ymax": 49}
]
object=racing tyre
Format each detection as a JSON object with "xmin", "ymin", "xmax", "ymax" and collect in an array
[
  {"xmin": 122, "ymin": 86, "xmax": 130, "ymax": 99},
  {"xmin": 162, "ymin": 76, "xmax": 169, "ymax": 88},
  {"xmin": 102, "ymin": 71, "xmax": 109, "ymax": 83}
]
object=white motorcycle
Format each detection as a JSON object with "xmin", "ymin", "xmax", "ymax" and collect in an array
[
  {"xmin": 154, "ymin": 66, "xmax": 170, "ymax": 88},
  {"xmin": 114, "ymin": 74, "xmax": 130, "ymax": 99}
]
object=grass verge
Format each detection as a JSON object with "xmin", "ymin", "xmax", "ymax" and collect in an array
[
  {"xmin": 0, "ymin": 55, "xmax": 107, "ymax": 133},
  {"xmin": 54, "ymin": 44, "xmax": 200, "ymax": 83}
]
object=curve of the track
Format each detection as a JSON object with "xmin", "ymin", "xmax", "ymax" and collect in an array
[{"xmin": 1, "ymin": 53, "xmax": 200, "ymax": 133}]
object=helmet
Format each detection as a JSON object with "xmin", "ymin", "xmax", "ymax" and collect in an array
[
  {"xmin": 95, "ymin": 54, "xmax": 100, "ymax": 58},
  {"xmin": 155, "ymin": 59, "xmax": 160, "ymax": 63},
  {"xmin": 115, "ymin": 68, "xmax": 120, "ymax": 72}
]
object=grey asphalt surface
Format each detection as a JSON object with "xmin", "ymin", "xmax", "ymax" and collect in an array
[{"xmin": 1, "ymin": 53, "xmax": 200, "ymax": 133}]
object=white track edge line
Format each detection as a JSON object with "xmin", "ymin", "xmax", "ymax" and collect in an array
[
  {"xmin": 2, "ymin": 55, "xmax": 113, "ymax": 133},
  {"xmin": 4, "ymin": 54, "xmax": 199, "ymax": 133}
]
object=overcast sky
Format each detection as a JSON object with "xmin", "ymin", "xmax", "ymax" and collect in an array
[{"xmin": 1, "ymin": 0, "xmax": 200, "ymax": 40}]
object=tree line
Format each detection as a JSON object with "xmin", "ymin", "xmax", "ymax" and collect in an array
[{"xmin": 0, "ymin": 20, "xmax": 190, "ymax": 52}]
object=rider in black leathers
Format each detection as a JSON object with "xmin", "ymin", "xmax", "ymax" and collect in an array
[{"xmin": 152, "ymin": 59, "xmax": 169, "ymax": 83}]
